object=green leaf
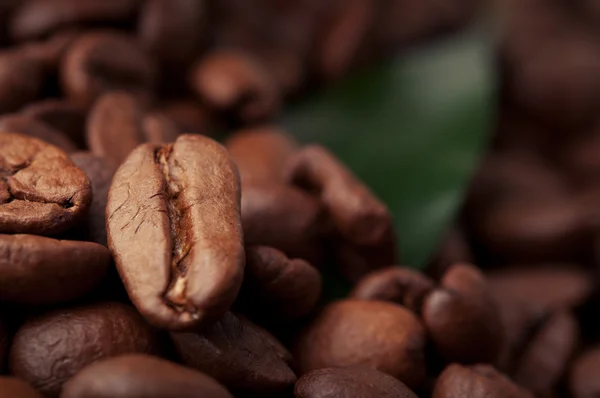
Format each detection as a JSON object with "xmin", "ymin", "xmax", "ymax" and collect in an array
[{"xmin": 281, "ymin": 25, "xmax": 496, "ymax": 274}]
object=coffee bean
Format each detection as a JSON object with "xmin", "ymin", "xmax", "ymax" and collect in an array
[
  {"xmin": 0, "ymin": 377, "xmax": 44, "ymax": 398},
  {"xmin": 61, "ymin": 31, "xmax": 157, "ymax": 107},
  {"xmin": 190, "ymin": 49, "xmax": 281, "ymax": 123},
  {"xmin": 0, "ymin": 51, "xmax": 45, "ymax": 113},
  {"xmin": 22, "ymin": 99, "xmax": 87, "ymax": 148},
  {"xmin": 0, "ymin": 114, "xmax": 77, "ymax": 153},
  {"xmin": 239, "ymin": 246, "xmax": 322, "ymax": 322},
  {"xmin": 106, "ymin": 134, "xmax": 244, "ymax": 331},
  {"xmin": 70, "ymin": 152, "xmax": 116, "ymax": 246},
  {"xmin": 9, "ymin": 302, "xmax": 161, "ymax": 397},
  {"xmin": 350, "ymin": 266, "xmax": 435, "ymax": 313},
  {"xmin": 0, "ymin": 234, "xmax": 110, "ymax": 305},
  {"xmin": 422, "ymin": 263, "xmax": 503, "ymax": 364},
  {"xmin": 295, "ymin": 366, "xmax": 418, "ymax": 398},
  {"xmin": 294, "ymin": 299, "xmax": 426, "ymax": 390},
  {"xmin": 157, "ymin": 100, "xmax": 210, "ymax": 135},
  {"xmin": 10, "ymin": 0, "xmax": 140, "ymax": 42},
  {"xmin": 512, "ymin": 310, "xmax": 579, "ymax": 396},
  {"xmin": 0, "ymin": 132, "xmax": 92, "ymax": 235},
  {"xmin": 570, "ymin": 346, "xmax": 600, "ymax": 398},
  {"xmin": 171, "ymin": 312, "xmax": 297, "ymax": 397},
  {"xmin": 62, "ymin": 354, "xmax": 234, "ymax": 398},
  {"xmin": 432, "ymin": 364, "xmax": 534, "ymax": 398}
]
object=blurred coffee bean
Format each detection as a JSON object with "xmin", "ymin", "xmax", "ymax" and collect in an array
[
  {"xmin": 171, "ymin": 312, "xmax": 297, "ymax": 397},
  {"xmin": 62, "ymin": 354, "xmax": 234, "ymax": 398},
  {"xmin": 190, "ymin": 49, "xmax": 281, "ymax": 123},
  {"xmin": 422, "ymin": 264, "xmax": 503, "ymax": 364},
  {"xmin": 10, "ymin": 0, "xmax": 140, "ymax": 42},
  {"xmin": 570, "ymin": 346, "xmax": 600, "ymax": 398},
  {"xmin": 294, "ymin": 299, "xmax": 426, "ymax": 390},
  {"xmin": 0, "ymin": 51, "xmax": 45, "ymax": 113},
  {"xmin": 0, "ymin": 114, "xmax": 77, "ymax": 153},
  {"xmin": 9, "ymin": 302, "xmax": 162, "ymax": 397},
  {"xmin": 157, "ymin": 100, "xmax": 210, "ymax": 135},
  {"xmin": 350, "ymin": 266, "xmax": 435, "ymax": 313},
  {"xmin": 432, "ymin": 363, "xmax": 534, "ymax": 398},
  {"xmin": 21, "ymin": 99, "xmax": 87, "ymax": 148},
  {"xmin": 61, "ymin": 31, "xmax": 157, "ymax": 108},
  {"xmin": 0, "ymin": 377, "xmax": 44, "ymax": 398},
  {"xmin": 295, "ymin": 366, "xmax": 418, "ymax": 398},
  {"xmin": 0, "ymin": 234, "xmax": 110, "ymax": 305},
  {"xmin": 239, "ymin": 246, "xmax": 322, "ymax": 323},
  {"xmin": 0, "ymin": 132, "xmax": 92, "ymax": 236}
]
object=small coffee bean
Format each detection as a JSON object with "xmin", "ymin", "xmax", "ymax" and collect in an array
[
  {"xmin": 569, "ymin": 346, "xmax": 600, "ymax": 398},
  {"xmin": 295, "ymin": 366, "xmax": 418, "ymax": 398},
  {"xmin": 9, "ymin": 302, "xmax": 161, "ymax": 397},
  {"xmin": 422, "ymin": 263, "xmax": 503, "ymax": 364},
  {"xmin": 70, "ymin": 152, "xmax": 116, "ymax": 246},
  {"xmin": 61, "ymin": 354, "xmax": 234, "ymax": 398},
  {"xmin": 350, "ymin": 266, "xmax": 435, "ymax": 313},
  {"xmin": 61, "ymin": 31, "xmax": 157, "ymax": 108},
  {"xmin": 0, "ymin": 114, "xmax": 77, "ymax": 153},
  {"xmin": 0, "ymin": 234, "xmax": 110, "ymax": 305},
  {"xmin": 157, "ymin": 100, "xmax": 210, "ymax": 135},
  {"xmin": 106, "ymin": 134, "xmax": 244, "ymax": 331},
  {"xmin": 239, "ymin": 246, "xmax": 322, "ymax": 322},
  {"xmin": 226, "ymin": 126, "xmax": 299, "ymax": 184},
  {"xmin": 512, "ymin": 310, "xmax": 579, "ymax": 397},
  {"xmin": 22, "ymin": 99, "xmax": 87, "ymax": 148},
  {"xmin": 294, "ymin": 299, "xmax": 426, "ymax": 390},
  {"xmin": 0, "ymin": 377, "xmax": 44, "ymax": 398},
  {"xmin": 190, "ymin": 48, "xmax": 281, "ymax": 123},
  {"xmin": 0, "ymin": 132, "xmax": 92, "ymax": 235},
  {"xmin": 171, "ymin": 312, "xmax": 297, "ymax": 397},
  {"xmin": 0, "ymin": 51, "xmax": 45, "ymax": 113},
  {"xmin": 433, "ymin": 364, "xmax": 534, "ymax": 398},
  {"xmin": 10, "ymin": 0, "xmax": 140, "ymax": 42}
]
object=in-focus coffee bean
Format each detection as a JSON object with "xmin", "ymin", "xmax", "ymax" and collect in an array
[{"xmin": 106, "ymin": 134, "xmax": 244, "ymax": 330}]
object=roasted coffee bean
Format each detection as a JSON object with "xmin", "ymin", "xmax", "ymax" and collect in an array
[
  {"xmin": 0, "ymin": 132, "xmax": 92, "ymax": 235},
  {"xmin": 432, "ymin": 364, "xmax": 534, "ymax": 398},
  {"xmin": 0, "ymin": 377, "xmax": 44, "ymax": 398},
  {"xmin": 0, "ymin": 114, "xmax": 77, "ymax": 153},
  {"xmin": 22, "ymin": 99, "xmax": 87, "ymax": 148},
  {"xmin": 0, "ymin": 51, "xmax": 45, "ymax": 113},
  {"xmin": 0, "ymin": 234, "xmax": 110, "ymax": 305},
  {"xmin": 226, "ymin": 126, "xmax": 299, "ymax": 184},
  {"xmin": 294, "ymin": 299, "xmax": 426, "ymax": 390},
  {"xmin": 512, "ymin": 310, "xmax": 579, "ymax": 397},
  {"xmin": 70, "ymin": 152, "xmax": 116, "ymax": 246},
  {"xmin": 171, "ymin": 312, "xmax": 297, "ymax": 397},
  {"xmin": 242, "ymin": 183, "xmax": 327, "ymax": 263},
  {"xmin": 570, "ymin": 346, "xmax": 600, "ymax": 398},
  {"xmin": 239, "ymin": 246, "xmax": 322, "ymax": 322},
  {"xmin": 295, "ymin": 366, "xmax": 418, "ymax": 398},
  {"xmin": 350, "ymin": 266, "xmax": 435, "ymax": 313},
  {"xmin": 190, "ymin": 49, "xmax": 281, "ymax": 123},
  {"xmin": 157, "ymin": 100, "xmax": 209, "ymax": 135},
  {"xmin": 106, "ymin": 134, "xmax": 244, "ymax": 331},
  {"xmin": 9, "ymin": 302, "xmax": 161, "ymax": 397},
  {"xmin": 61, "ymin": 31, "xmax": 157, "ymax": 108},
  {"xmin": 422, "ymin": 263, "xmax": 503, "ymax": 364},
  {"xmin": 62, "ymin": 354, "xmax": 234, "ymax": 398},
  {"xmin": 10, "ymin": 0, "xmax": 140, "ymax": 42}
]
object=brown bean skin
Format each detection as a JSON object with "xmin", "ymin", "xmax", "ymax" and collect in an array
[
  {"xmin": 61, "ymin": 354, "xmax": 233, "ymax": 398},
  {"xmin": 295, "ymin": 366, "xmax": 418, "ymax": 398},
  {"xmin": 294, "ymin": 299, "xmax": 426, "ymax": 390},
  {"xmin": 9, "ymin": 302, "xmax": 162, "ymax": 397},
  {"xmin": 171, "ymin": 312, "xmax": 297, "ymax": 397},
  {"xmin": 0, "ymin": 132, "xmax": 92, "ymax": 236},
  {"xmin": 570, "ymin": 346, "xmax": 600, "ymax": 398},
  {"xmin": 0, "ymin": 114, "xmax": 77, "ymax": 153},
  {"xmin": 0, "ymin": 234, "xmax": 110, "ymax": 305},
  {"xmin": 106, "ymin": 134, "xmax": 244, "ymax": 331},
  {"xmin": 433, "ymin": 364, "xmax": 534, "ymax": 398},
  {"xmin": 0, "ymin": 377, "xmax": 44, "ymax": 398}
]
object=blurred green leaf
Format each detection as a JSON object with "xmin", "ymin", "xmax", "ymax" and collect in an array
[{"xmin": 281, "ymin": 25, "xmax": 496, "ymax": 276}]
